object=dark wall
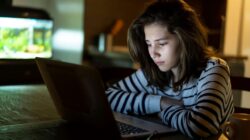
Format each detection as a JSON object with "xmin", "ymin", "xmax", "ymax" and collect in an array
[
  {"xmin": 0, "ymin": 0, "xmax": 12, "ymax": 7},
  {"xmin": 186, "ymin": 0, "xmax": 227, "ymax": 51},
  {"xmin": 84, "ymin": 0, "xmax": 151, "ymax": 54},
  {"xmin": 84, "ymin": 0, "xmax": 227, "ymax": 57}
]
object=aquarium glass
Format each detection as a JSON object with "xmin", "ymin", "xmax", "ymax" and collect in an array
[{"xmin": 0, "ymin": 17, "xmax": 53, "ymax": 59}]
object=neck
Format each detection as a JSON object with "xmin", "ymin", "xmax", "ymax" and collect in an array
[{"xmin": 171, "ymin": 67, "xmax": 179, "ymax": 83}]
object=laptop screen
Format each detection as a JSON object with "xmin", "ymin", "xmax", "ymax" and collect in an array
[
  {"xmin": 36, "ymin": 58, "xmax": 122, "ymax": 139},
  {"xmin": 45, "ymin": 63, "xmax": 93, "ymax": 116}
]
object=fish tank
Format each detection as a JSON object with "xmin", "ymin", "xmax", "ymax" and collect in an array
[
  {"xmin": 0, "ymin": 5, "xmax": 53, "ymax": 85},
  {"xmin": 0, "ymin": 6, "xmax": 53, "ymax": 60}
]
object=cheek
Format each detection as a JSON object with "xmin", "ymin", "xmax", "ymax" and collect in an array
[
  {"xmin": 162, "ymin": 47, "xmax": 174, "ymax": 58},
  {"xmin": 172, "ymin": 48, "xmax": 181, "ymax": 63},
  {"xmin": 148, "ymin": 48, "xmax": 154, "ymax": 57},
  {"xmin": 163, "ymin": 46, "xmax": 179, "ymax": 63}
]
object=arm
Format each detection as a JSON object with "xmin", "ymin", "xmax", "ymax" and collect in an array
[
  {"xmin": 105, "ymin": 69, "xmax": 162, "ymax": 115},
  {"xmin": 159, "ymin": 60, "xmax": 234, "ymax": 139},
  {"xmin": 160, "ymin": 96, "xmax": 183, "ymax": 109}
]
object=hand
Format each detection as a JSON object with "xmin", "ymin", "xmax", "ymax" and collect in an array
[
  {"xmin": 158, "ymin": 97, "xmax": 183, "ymax": 119},
  {"xmin": 160, "ymin": 96, "xmax": 183, "ymax": 110}
]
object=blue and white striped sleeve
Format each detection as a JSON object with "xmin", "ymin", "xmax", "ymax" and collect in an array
[
  {"xmin": 160, "ymin": 59, "xmax": 234, "ymax": 139},
  {"xmin": 105, "ymin": 69, "xmax": 162, "ymax": 115}
]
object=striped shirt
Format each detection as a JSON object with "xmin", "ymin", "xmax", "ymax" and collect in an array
[{"xmin": 105, "ymin": 57, "xmax": 234, "ymax": 139}]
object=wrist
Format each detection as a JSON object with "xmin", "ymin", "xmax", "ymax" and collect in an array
[{"xmin": 160, "ymin": 97, "xmax": 169, "ymax": 110}]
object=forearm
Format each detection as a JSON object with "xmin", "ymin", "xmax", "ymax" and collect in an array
[
  {"xmin": 158, "ymin": 95, "xmax": 222, "ymax": 139},
  {"xmin": 159, "ymin": 93, "xmax": 233, "ymax": 139},
  {"xmin": 106, "ymin": 88, "xmax": 161, "ymax": 115},
  {"xmin": 105, "ymin": 69, "xmax": 163, "ymax": 114}
]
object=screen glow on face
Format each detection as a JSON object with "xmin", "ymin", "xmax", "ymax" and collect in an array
[{"xmin": 0, "ymin": 17, "xmax": 53, "ymax": 59}]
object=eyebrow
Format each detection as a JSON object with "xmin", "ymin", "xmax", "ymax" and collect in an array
[
  {"xmin": 155, "ymin": 38, "xmax": 169, "ymax": 42},
  {"xmin": 145, "ymin": 37, "xmax": 169, "ymax": 42}
]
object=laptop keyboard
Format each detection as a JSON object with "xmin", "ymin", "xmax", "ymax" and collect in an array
[{"xmin": 117, "ymin": 121, "xmax": 148, "ymax": 135}]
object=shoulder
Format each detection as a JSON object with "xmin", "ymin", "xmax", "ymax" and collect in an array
[
  {"xmin": 198, "ymin": 57, "xmax": 230, "ymax": 79},
  {"xmin": 132, "ymin": 68, "xmax": 148, "ymax": 82},
  {"xmin": 135, "ymin": 68, "xmax": 145, "ymax": 77},
  {"xmin": 197, "ymin": 57, "xmax": 231, "ymax": 88},
  {"xmin": 206, "ymin": 57, "xmax": 230, "ymax": 71}
]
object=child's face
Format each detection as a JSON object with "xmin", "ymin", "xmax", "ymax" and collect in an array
[{"xmin": 144, "ymin": 23, "xmax": 180, "ymax": 72}]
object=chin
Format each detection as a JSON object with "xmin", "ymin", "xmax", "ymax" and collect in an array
[{"xmin": 158, "ymin": 67, "xmax": 170, "ymax": 72}]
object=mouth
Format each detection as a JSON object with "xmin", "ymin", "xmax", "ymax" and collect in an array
[{"xmin": 155, "ymin": 61, "xmax": 164, "ymax": 66}]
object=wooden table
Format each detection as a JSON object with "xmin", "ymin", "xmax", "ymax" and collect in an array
[
  {"xmin": 0, "ymin": 84, "xmax": 221, "ymax": 140},
  {"xmin": 0, "ymin": 84, "xmax": 60, "ymax": 126},
  {"xmin": 0, "ymin": 84, "xmax": 61, "ymax": 140}
]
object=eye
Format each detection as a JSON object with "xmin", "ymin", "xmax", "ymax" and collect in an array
[
  {"xmin": 146, "ymin": 43, "xmax": 152, "ymax": 47},
  {"xmin": 159, "ymin": 42, "xmax": 168, "ymax": 47}
]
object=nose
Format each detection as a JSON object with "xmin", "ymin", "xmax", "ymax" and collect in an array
[{"xmin": 149, "ymin": 45, "xmax": 160, "ymax": 59}]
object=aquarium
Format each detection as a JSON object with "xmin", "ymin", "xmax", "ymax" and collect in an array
[{"xmin": 0, "ymin": 17, "xmax": 53, "ymax": 59}]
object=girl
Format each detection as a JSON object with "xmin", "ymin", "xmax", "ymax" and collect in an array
[{"xmin": 105, "ymin": 0, "xmax": 234, "ymax": 139}]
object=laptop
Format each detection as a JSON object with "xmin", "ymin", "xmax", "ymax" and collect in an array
[{"xmin": 34, "ymin": 58, "xmax": 176, "ymax": 139}]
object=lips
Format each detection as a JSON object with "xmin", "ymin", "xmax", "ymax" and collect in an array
[{"xmin": 155, "ymin": 61, "xmax": 164, "ymax": 65}]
